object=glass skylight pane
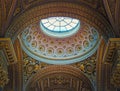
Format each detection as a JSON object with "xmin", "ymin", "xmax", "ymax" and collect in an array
[
  {"xmin": 41, "ymin": 19, "xmax": 48, "ymax": 23},
  {"xmin": 54, "ymin": 27, "xmax": 59, "ymax": 31},
  {"xmin": 48, "ymin": 25, "xmax": 54, "ymax": 30},
  {"xmin": 54, "ymin": 21, "xmax": 60, "ymax": 26},
  {"xmin": 61, "ymin": 27, "xmax": 66, "ymax": 31},
  {"xmin": 56, "ymin": 17, "xmax": 64, "ymax": 21},
  {"xmin": 72, "ymin": 19, "xmax": 79, "ymax": 23},
  {"xmin": 64, "ymin": 18, "xmax": 72, "ymax": 23},
  {"xmin": 60, "ymin": 21, "xmax": 67, "ymax": 26},
  {"xmin": 48, "ymin": 18, "xmax": 56, "ymax": 24},
  {"xmin": 40, "ymin": 17, "xmax": 80, "ymax": 38},
  {"xmin": 69, "ymin": 22, "xmax": 76, "ymax": 27},
  {"xmin": 44, "ymin": 23, "xmax": 51, "ymax": 27},
  {"xmin": 66, "ymin": 25, "xmax": 72, "ymax": 30}
]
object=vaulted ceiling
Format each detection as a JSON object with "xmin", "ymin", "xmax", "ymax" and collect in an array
[
  {"xmin": 0, "ymin": 0, "xmax": 120, "ymax": 91},
  {"xmin": 0, "ymin": 0, "xmax": 118, "ymax": 37}
]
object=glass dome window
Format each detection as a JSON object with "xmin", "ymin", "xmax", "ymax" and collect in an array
[{"xmin": 40, "ymin": 17, "xmax": 80, "ymax": 38}]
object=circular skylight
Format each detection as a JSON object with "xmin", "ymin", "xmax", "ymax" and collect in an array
[{"xmin": 40, "ymin": 17, "xmax": 80, "ymax": 38}]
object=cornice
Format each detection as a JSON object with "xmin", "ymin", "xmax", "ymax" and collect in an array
[
  {"xmin": 97, "ymin": 38, "xmax": 120, "ymax": 90},
  {"xmin": 0, "ymin": 38, "xmax": 17, "ymax": 65},
  {"xmin": 103, "ymin": 38, "xmax": 120, "ymax": 63}
]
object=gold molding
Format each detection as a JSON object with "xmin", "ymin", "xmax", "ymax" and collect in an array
[
  {"xmin": 97, "ymin": 38, "xmax": 120, "ymax": 90},
  {"xmin": 0, "ymin": 38, "xmax": 17, "ymax": 65},
  {"xmin": 0, "ymin": 64, "xmax": 9, "ymax": 87},
  {"xmin": 103, "ymin": 38, "xmax": 120, "ymax": 63}
]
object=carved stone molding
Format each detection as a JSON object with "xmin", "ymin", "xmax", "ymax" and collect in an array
[
  {"xmin": 13, "ymin": 0, "xmax": 106, "ymax": 18},
  {"xmin": 110, "ymin": 50, "xmax": 120, "ymax": 88},
  {"xmin": 103, "ymin": 0, "xmax": 120, "ymax": 37},
  {"xmin": 5, "ymin": 2, "xmax": 113, "ymax": 42},
  {"xmin": 21, "ymin": 0, "xmax": 100, "ymax": 10},
  {"xmin": 0, "ymin": 63, "xmax": 9, "ymax": 87},
  {"xmin": 96, "ymin": 37, "xmax": 106, "ymax": 91},
  {"xmin": 23, "ymin": 56, "xmax": 49, "ymax": 83},
  {"xmin": 25, "ymin": 65, "xmax": 94, "ymax": 91},
  {"xmin": 0, "ymin": 38, "xmax": 17, "ymax": 65},
  {"xmin": 97, "ymin": 38, "xmax": 120, "ymax": 91},
  {"xmin": 23, "ymin": 51, "xmax": 96, "ymax": 87},
  {"xmin": 103, "ymin": 38, "xmax": 120, "ymax": 63},
  {"xmin": 0, "ymin": 0, "xmax": 17, "ymax": 36},
  {"xmin": 72, "ymin": 52, "xmax": 97, "ymax": 87}
]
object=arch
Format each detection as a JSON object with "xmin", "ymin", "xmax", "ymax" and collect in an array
[
  {"xmin": 25, "ymin": 65, "xmax": 94, "ymax": 91},
  {"xmin": 5, "ymin": 2, "xmax": 113, "ymax": 42}
]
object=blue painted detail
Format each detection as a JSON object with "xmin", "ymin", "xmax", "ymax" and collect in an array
[{"xmin": 20, "ymin": 39, "xmax": 99, "ymax": 65}]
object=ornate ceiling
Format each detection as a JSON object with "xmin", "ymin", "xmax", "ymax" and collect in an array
[
  {"xmin": 0, "ymin": 0, "xmax": 120, "ymax": 91},
  {"xmin": 7, "ymin": 2, "xmax": 114, "ymax": 41},
  {"xmin": 19, "ymin": 21, "xmax": 99, "ymax": 64},
  {"xmin": 0, "ymin": 0, "xmax": 120, "ymax": 37}
]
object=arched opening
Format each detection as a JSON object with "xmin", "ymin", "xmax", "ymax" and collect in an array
[{"xmin": 25, "ymin": 65, "xmax": 94, "ymax": 91}]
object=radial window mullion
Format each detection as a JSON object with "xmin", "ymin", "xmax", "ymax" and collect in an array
[{"xmin": 40, "ymin": 17, "xmax": 80, "ymax": 38}]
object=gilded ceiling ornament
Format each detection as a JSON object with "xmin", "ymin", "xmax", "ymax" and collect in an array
[{"xmin": 23, "ymin": 56, "xmax": 49, "ymax": 83}]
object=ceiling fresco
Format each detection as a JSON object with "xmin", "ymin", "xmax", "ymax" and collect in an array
[{"xmin": 19, "ymin": 19, "xmax": 99, "ymax": 64}]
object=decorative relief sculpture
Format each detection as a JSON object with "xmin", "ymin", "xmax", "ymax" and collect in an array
[{"xmin": 0, "ymin": 63, "xmax": 9, "ymax": 87}]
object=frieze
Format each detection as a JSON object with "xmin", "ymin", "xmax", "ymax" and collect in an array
[
  {"xmin": 103, "ymin": 38, "xmax": 120, "ymax": 63},
  {"xmin": 100, "ymin": 38, "xmax": 120, "ymax": 90}
]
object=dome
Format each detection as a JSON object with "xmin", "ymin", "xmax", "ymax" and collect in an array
[
  {"xmin": 40, "ymin": 17, "xmax": 80, "ymax": 38},
  {"xmin": 19, "ymin": 18, "xmax": 99, "ymax": 64}
]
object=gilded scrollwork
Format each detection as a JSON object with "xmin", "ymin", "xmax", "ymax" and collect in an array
[
  {"xmin": 111, "ymin": 62, "xmax": 120, "ymax": 87},
  {"xmin": 0, "ymin": 38, "xmax": 17, "ymax": 65},
  {"xmin": 72, "ymin": 52, "xmax": 96, "ymax": 86},
  {"xmin": 23, "ymin": 51, "xmax": 96, "ymax": 87},
  {"xmin": 0, "ymin": 64, "xmax": 9, "ymax": 87},
  {"xmin": 23, "ymin": 53, "xmax": 49, "ymax": 83}
]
